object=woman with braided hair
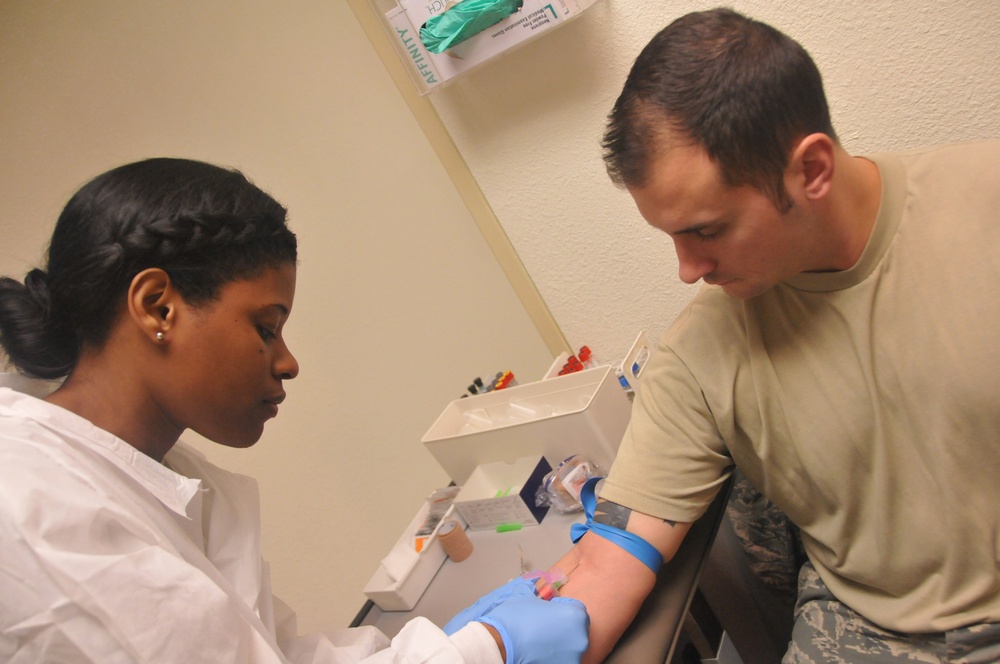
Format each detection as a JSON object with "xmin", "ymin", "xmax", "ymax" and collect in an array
[{"xmin": 0, "ymin": 158, "xmax": 589, "ymax": 663}]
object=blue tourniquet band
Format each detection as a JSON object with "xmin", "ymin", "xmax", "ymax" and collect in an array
[{"xmin": 570, "ymin": 477, "xmax": 663, "ymax": 573}]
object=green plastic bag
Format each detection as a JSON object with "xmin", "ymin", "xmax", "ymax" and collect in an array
[{"xmin": 419, "ymin": 0, "xmax": 524, "ymax": 54}]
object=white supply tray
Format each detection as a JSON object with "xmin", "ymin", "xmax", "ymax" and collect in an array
[
  {"xmin": 421, "ymin": 365, "xmax": 631, "ymax": 484},
  {"xmin": 363, "ymin": 502, "xmax": 464, "ymax": 611}
]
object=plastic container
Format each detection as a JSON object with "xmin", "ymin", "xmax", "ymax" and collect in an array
[{"xmin": 421, "ymin": 365, "xmax": 631, "ymax": 484}]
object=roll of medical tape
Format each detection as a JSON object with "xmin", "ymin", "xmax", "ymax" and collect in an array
[{"xmin": 436, "ymin": 519, "xmax": 474, "ymax": 562}]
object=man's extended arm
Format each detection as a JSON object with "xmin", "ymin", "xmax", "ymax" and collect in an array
[{"xmin": 547, "ymin": 499, "xmax": 692, "ymax": 663}]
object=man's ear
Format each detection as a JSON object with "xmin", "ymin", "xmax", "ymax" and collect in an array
[
  {"xmin": 127, "ymin": 268, "xmax": 177, "ymax": 344},
  {"xmin": 788, "ymin": 133, "xmax": 835, "ymax": 201}
]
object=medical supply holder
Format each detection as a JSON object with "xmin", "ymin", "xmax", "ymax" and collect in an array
[
  {"xmin": 367, "ymin": 0, "xmax": 602, "ymax": 94},
  {"xmin": 421, "ymin": 363, "xmax": 632, "ymax": 485}
]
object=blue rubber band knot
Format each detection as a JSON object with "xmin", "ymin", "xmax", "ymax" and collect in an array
[{"xmin": 570, "ymin": 477, "xmax": 663, "ymax": 573}]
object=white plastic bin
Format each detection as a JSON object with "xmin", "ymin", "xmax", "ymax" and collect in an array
[{"xmin": 421, "ymin": 365, "xmax": 631, "ymax": 484}]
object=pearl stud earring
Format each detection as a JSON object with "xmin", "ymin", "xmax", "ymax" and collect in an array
[{"xmin": 156, "ymin": 332, "xmax": 165, "ymax": 341}]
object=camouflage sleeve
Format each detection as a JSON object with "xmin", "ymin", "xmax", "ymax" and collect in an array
[{"xmin": 725, "ymin": 469, "xmax": 806, "ymax": 606}]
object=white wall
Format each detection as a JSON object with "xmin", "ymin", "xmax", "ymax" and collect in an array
[
  {"xmin": 0, "ymin": 1, "xmax": 554, "ymax": 632},
  {"xmin": 428, "ymin": 0, "xmax": 1000, "ymax": 362}
]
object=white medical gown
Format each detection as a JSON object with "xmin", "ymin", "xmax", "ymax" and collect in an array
[{"xmin": 0, "ymin": 388, "xmax": 499, "ymax": 663}]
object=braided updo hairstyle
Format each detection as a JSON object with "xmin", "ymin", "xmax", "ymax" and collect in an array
[{"xmin": 0, "ymin": 158, "xmax": 297, "ymax": 380}]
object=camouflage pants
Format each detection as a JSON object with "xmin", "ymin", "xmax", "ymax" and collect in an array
[{"xmin": 784, "ymin": 562, "xmax": 1000, "ymax": 663}]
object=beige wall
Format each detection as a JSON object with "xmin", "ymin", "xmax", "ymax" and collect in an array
[{"xmin": 0, "ymin": 1, "xmax": 555, "ymax": 631}]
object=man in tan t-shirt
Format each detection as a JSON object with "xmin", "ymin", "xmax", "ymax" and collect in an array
[{"xmin": 539, "ymin": 8, "xmax": 1000, "ymax": 663}]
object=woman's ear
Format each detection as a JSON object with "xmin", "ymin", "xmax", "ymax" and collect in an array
[
  {"xmin": 789, "ymin": 133, "xmax": 836, "ymax": 201},
  {"xmin": 128, "ymin": 268, "xmax": 176, "ymax": 344}
]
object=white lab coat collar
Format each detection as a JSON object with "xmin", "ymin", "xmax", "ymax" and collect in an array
[
  {"xmin": 0, "ymin": 387, "xmax": 201, "ymax": 517},
  {"xmin": 1, "ymin": 389, "xmax": 270, "ymax": 617}
]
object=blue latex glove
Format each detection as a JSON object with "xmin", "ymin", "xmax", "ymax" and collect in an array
[
  {"xmin": 444, "ymin": 576, "xmax": 589, "ymax": 663},
  {"xmin": 479, "ymin": 594, "xmax": 589, "ymax": 664},
  {"xmin": 443, "ymin": 577, "xmax": 536, "ymax": 635}
]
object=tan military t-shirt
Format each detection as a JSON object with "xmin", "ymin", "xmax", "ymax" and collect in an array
[{"xmin": 601, "ymin": 140, "xmax": 1000, "ymax": 632}]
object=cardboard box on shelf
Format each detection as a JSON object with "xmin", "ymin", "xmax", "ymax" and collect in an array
[
  {"xmin": 382, "ymin": 0, "xmax": 600, "ymax": 93},
  {"xmin": 453, "ymin": 456, "xmax": 552, "ymax": 530}
]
